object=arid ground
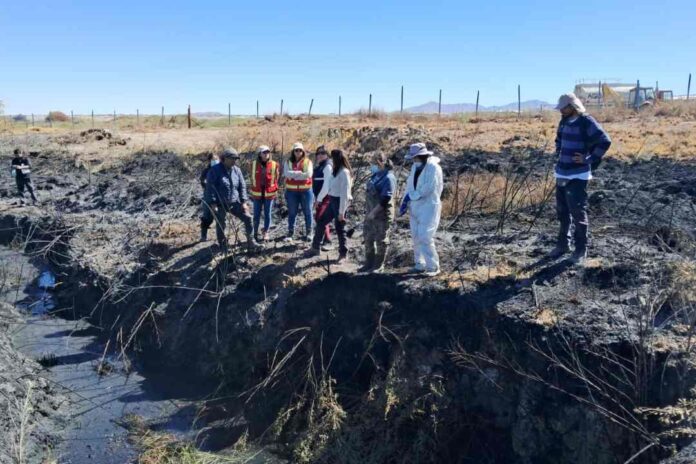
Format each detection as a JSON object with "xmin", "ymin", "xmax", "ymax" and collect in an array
[{"xmin": 2, "ymin": 104, "xmax": 696, "ymax": 463}]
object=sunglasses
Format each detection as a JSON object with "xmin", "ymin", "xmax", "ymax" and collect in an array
[
  {"xmin": 261, "ymin": 150, "xmax": 270, "ymax": 154},
  {"xmin": 293, "ymin": 149, "xmax": 303, "ymax": 152}
]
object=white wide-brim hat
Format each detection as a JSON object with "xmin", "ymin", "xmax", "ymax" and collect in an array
[
  {"xmin": 555, "ymin": 93, "xmax": 586, "ymax": 113},
  {"xmin": 405, "ymin": 142, "xmax": 433, "ymax": 160}
]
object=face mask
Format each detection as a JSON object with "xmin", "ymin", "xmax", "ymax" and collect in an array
[
  {"xmin": 370, "ymin": 165, "xmax": 379, "ymax": 174},
  {"xmin": 414, "ymin": 161, "xmax": 423, "ymax": 168},
  {"xmin": 211, "ymin": 159, "xmax": 219, "ymax": 167}
]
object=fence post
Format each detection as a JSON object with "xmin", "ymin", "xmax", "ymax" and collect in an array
[
  {"xmin": 368, "ymin": 94, "xmax": 372, "ymax": 115},
  {"xmin": 308, "ymin": 98, "xmax": 314, "ymax": 116},
  {"xmin": 71, "ymin": 110, "xmax": 74, "ymax": 128},
  {"xmin": 338, "ymin": 96, "xmax": 342, "ymax": 117},
  {"xmin": 256, "ymin": 100, "xmax": 259, "ymax": 119},
  {"xmin": 31, "ymin": 114, "xmax": 34, "ymax": 127},
  {"xmin": 438, "ymin": 89, "xmax": 442, "ymax": 116},
  {"xmin": 475, "ymin": 90, "xmax": 480, "ymax": 116},
  {"xmin": 161, "ymin": 106, "xmax": 165, "ymax": 125},
  {"xmin": 400, "ymin": 85, "xmax": 404, "ymax": 113},
  {"xmin": 228, "ymin": 102, "xmax": 231, "ymax": 125},
  {"xmin": 136, "ymin": 109, "xmax": 139, "ymax": 127},
  {"xmin": 688, "ymin": 73, "xmax": 692, "ymax": 100},
  {"xmin": 517, "ymin": 84, "xmax": 521, "ymax": 117},
  {"xmin": 91, "ymin": 110, "xmax": 94, "ymax": 128},
  {"xmin": 598, "ymin": 81, "xmax": 602, "ymax": 108},
  {"xmin": 634, "ymin": 79, "xmax": 640, "ymax": 108},
  {"xmin": 187, "ymin": 105, "xmax": 192, "ymax": 129},
  {"xmin": 280, "ymin": 99, "xmax": 284, "ymax": 116}
]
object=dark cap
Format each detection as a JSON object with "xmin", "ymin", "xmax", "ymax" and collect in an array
[{"xmin": 221, "ymin": 147, "xmax": 240, "ymax": 159}]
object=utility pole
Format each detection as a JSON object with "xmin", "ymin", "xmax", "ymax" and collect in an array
[
  {"xmin": 308, "ymin": 98, "xmax": 314, "ymax": 116},
  {"xmin": 338, "ymin": 96, "xmax": 342, "ymax": 117},
  {"xmin": 280, "ymin": 99, "xmax": 284, "ymax": 116},
  {"xmin": 228, "ymin": 103, "xmax": 231, "ymax": 125},
  {"xmin": 187, "ymin": 105, "xmax": 192, "ymax": 129},
  {"xmin": 368, "ymin": 94, "xmax": 372, "ymax": 115},
  {"xmin": 438, "ymin": 89, "xmax": 442, "ymax": 116},
  {"xmin": 517, "ymin": 85, "xmax": 521, "ymax": 117}
]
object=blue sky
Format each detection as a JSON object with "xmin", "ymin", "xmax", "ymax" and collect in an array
[{"xmin": 1, "ymin": 0, "xmax": 694, "ymax": 115}]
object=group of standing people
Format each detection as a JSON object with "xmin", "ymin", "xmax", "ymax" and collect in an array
[
  {"xmin": 5, "ymin": 94, "xmax": 610, "ymax": 275},
  {"xmin": 197, "ymin": 140, "xmax": 445, "ymax": 275}
]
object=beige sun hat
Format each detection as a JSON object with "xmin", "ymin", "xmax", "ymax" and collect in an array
[
  {"xmin": 291, "ymin": 142, "xmax": 305, "ymax": 153},
  {"xmin": 257, "ymin": 145, "xmax": 271, "ymax": 155},
  {"xmin": 405, "ymin": 142, "xmax": 433, "ymax": 160},
  {"xmin": 555, "ymin": 93, "xmax": 586, "ymax": 113},
  {"xmin": 221, "ymin": 147, "xmax": 240, "ymax": 159}
]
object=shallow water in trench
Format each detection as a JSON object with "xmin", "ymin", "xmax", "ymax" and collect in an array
[{"xmin": 2, "ymin": 247, "xmax": 198, "ymax": 463}]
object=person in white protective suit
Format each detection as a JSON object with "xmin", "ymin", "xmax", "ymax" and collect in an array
[{"xmin": 402, "ymin": 142, "xmax": 443, "ymax": 276}]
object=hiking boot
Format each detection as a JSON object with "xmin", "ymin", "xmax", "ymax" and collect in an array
[
  {"xmin": 200, "ymin": 231, "xmax": 208, "ymax": 242},
  {"xmin": 371, "ymin": 265, "xmax": 385, "ymax": 274},
  {"xmin": 569, "ymin": 249, "xmax": 587, "ymax": 266},
  {"xmin": 337, "ymin": 253, "xmax": 347, "ymax": 263},
  {"xmin": 247, "ymin": 241, "xmax": 262, "ymax": 252},
  {"xmin": 283, "ymin": 235, "xmax": 294, "ymax": 243},
  {"xmin": 262, "ymin": 231, "xmax": 270, "ymax": 242},
  {"xmin": 424, "ymin": 268, "xmax": 441, "ymax": 277},
  {"xmin": 321, "ymin": 243, "xmax": 333, "ymax": 251},
  {"xmin": 547, "ymin": 246, "xmax": 570, "ymax": 259},
  {"xmin": 305, "ymin": 247, "xmax": 321, "ymax": 257},
  {"xmin": 302, "ymin": 235, "xmax": 313, "ymax": 243},
  {"xmin": 358, "ymin": 262, "xmax": 374, "ymax": 273}
]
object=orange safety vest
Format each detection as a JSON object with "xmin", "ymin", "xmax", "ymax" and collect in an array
[
  {"xmin": 250, "ymin": 159, "xmax": 279, "ymax": 199},
  {"xmin": 285, "ymin": 157, "xmax": 312, "ymax": 191}
]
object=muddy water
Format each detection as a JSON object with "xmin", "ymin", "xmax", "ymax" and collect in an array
[{"xmin": 2, "ymin": 248, "xmax": 199, "ymax": 464}]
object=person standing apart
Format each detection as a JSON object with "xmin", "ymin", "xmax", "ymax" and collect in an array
[
  {"xmin": 11, "ymin": 149, "xmax": 38, "ymax": 204},
  {"xmin": 362, "ymin": 153, "xmax": 396, "ymax": 273},
  {"xmin": 204, "ymin": 148, "xmax": 260, "ymax": 252},
  {"xmin": 199, "ymin": 153, "xmax": 219, "ymax": 241},
  {"xmin": 548, "ymin": 93, "xmax": 611, "ymax": 265},
  {"xmin": 402, "ymin": 143, "xmax": 443, "ymax": 276},
  {"xmin": 309, "ymin": 150, "xmax": 352, "ymax": 262},
  {"xmin": 249, "ymin": 145, "xmax": 280, "ymax": 242},
  {"xmin": 283, "ymin": 142, "xmax": 314, "ymax": 242},
  {"xmin": 312, "ymin": 145, "xmax": 333, "ymax": 250}
]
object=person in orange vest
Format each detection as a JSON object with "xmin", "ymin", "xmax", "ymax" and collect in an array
[
  {"xmin": 249, "ymin": 145, "xmax": 280, "ymax": 242},
  {"xmin": 283, "ymin": 142, "xmax": 314, "ymax": 242}
]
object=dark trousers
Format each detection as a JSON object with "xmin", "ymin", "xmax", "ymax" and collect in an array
[
  {"xmin": 16, "ymin": 176, "xmax": 37, "ymax": 202},
  {"xmin": 556, "ymin": 179, "xmax": 588, "ymax": 251},
  {"xmin": 312, "ymin": 196, "xmax": 347, "ymax": 256},
  {"xmin": 201, "ymin": 202, "xmax": 253, "ymax": 248}
]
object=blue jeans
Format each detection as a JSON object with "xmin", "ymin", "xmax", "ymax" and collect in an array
[
  {"xmin": 285, "ymin": 189, "xmax": 314, "ymax": 237},
  {"xmin": 252, "ymin": 198, "xmax": 274, "ymax": 236}
]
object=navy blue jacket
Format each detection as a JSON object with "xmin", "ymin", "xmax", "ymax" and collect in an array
[{"xmin": 204, "ymin": 163, "xmax": 248, "ymax": 208}]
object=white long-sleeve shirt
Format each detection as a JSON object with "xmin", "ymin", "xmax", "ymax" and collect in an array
[
  {"xmin": 283, "ymin": 157, "xmax": 313, "ymax": 181},
  {"xmin": 318, "ymin": 167, "xmax": 353, "ymax": 215}
]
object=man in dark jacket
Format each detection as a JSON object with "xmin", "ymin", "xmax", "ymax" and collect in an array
[
  {"xmin": 549, "ymin": 93, "xmax": 611, "ymax": 265},
  {"xmin": 11, "ymin": 148, "xmax": 38, "ymax": 204},
  {"xmin": 204, "ymin": 148, "xmax": 259, "ymax": 251},
  {"xmin": 199, "ymin": 153, "xmax": 219, "ymax": 241}
]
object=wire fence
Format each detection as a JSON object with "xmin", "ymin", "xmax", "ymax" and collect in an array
[{"xmin": 0, "ymin": 74, "xmax": 693, "ymax": 131}]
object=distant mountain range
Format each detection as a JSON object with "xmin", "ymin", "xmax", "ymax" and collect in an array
[{"xmin": 405, "ymin": 100, "xmax": 552, "ymax": 114}]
